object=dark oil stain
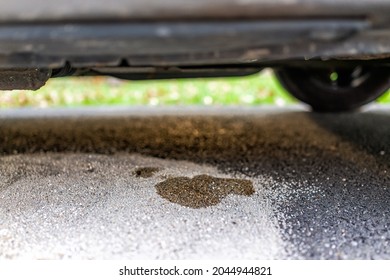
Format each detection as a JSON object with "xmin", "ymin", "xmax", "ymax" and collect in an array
[
  {"xmin": 155, "ymin": 174, "xmax": 255, "ymax": 208},
  {"xmin": 133, "ymin": 167, "xmax": 161, "ymax": 178}
]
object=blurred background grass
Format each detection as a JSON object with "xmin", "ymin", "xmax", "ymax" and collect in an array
[{"xmin": 1, "ymin": 69, "xmax": 389, "ymax": 108}]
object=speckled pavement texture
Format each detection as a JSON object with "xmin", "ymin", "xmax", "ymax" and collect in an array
[{"xmin": 0, "ymin": 105, "xmax": 389, "ymax": 259}]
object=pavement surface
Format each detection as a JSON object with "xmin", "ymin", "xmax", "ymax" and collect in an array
[{"xmin": 0, "ymin": 105, "xmax": 389, "ymax": 259}]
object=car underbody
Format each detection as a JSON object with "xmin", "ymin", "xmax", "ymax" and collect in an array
[{"xmin": 1, "ymin": 0, "xmax": 390, "ymax": 111}]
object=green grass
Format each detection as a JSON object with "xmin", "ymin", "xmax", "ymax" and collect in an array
[
  {"xmin": 0, "ymin": 70, "xmax": 389, "ymax": 108},
  {"xmin": 378, "ymin": 90, "xmax": 390, "ymax": 103}
]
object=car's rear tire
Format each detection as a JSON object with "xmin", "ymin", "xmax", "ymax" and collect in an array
[{"xmin": 274, "ymin": 66, "xmax": 390, "ymax": 112}]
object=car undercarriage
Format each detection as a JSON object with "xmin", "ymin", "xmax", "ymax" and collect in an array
[{"xmin": 1, "ymin": 0, "xmax": 390, "ymax": 111}]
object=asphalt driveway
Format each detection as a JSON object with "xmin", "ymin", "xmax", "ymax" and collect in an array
[{"xmin": 0, "ymin": 105, "xmax": 389, "ymax": 259}]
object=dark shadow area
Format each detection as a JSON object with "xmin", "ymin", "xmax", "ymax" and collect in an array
[
  {"xmin": 309, "ymin": 111, "xmax": 390, "ymax": 168},
  {"xmin": 0, "ymin": 108, "xmax": 389, "ymax": 259}
]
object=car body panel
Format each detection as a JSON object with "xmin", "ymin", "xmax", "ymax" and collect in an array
[
  {"xmin": 1, "ymin": 0, "xmax": 390, "ymax": 23},
  {"xmin": 1, "ymin": 0, "xmax": 390, "ymax": 96},
  {"xmin": 1, "ymin": 0, "xmax": 390, "ymax": 68}
]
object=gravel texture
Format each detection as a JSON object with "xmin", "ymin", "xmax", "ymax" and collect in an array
[{"xmin": 0, "ymin": 105, "xmax": 389, "ymax": 259}]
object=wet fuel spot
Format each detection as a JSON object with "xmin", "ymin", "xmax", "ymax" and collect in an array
[
  {"xmin": 155, "ymin": 174, "xmax": 255, "ymax": 208},
  {"xmin": 133, "ymin": 167, "xmax": 161, "ymax": 178}
]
